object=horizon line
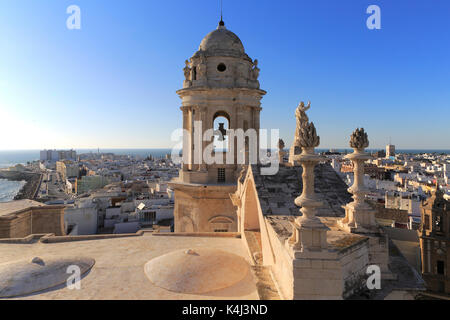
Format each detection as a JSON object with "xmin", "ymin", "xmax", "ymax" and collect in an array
[{"xmin": 2, "ymin": 147, "xmax": 450, "ymax": 151}]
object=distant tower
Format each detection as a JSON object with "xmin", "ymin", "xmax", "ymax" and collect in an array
[
  {"xmin": 386, "ymin": 144, "xmax": 395, "ymax": 158},
  {"xmin": 419, "ymin": 190, "xmax": 450, "ymax": 294},
  {"xmin": 169, "ymin": 20, "xmax": 266, "ymax": 233}
]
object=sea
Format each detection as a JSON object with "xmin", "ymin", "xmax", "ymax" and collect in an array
[
  {"xmin": 0, "ymin": 148, "xmax": 449, "ymax": 203},
  {"xmin": 0, "ymin": 179, "xmax": 26, "ymax": 202}
]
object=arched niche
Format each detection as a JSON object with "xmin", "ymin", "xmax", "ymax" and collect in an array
[
  {"xmin": 213, "ymin": 111, "xmax": 231, "ymax": 152},
  {"xmin": 208, "ymin": 215, "xmax": 234, "ymax": 232}
]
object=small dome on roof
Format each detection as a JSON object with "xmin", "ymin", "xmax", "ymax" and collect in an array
[
  {"xmin": 144, "ymin": 248, "xmax": 249, "ymax": 294},
  {"xmin": 198, "ymin": 21, "xmax": 245, "ymax": 57},
  {"xmin": 0, "ymin": 256, "xmax": 95, "ymax": 298}
]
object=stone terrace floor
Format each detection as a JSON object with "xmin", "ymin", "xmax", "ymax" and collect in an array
[{"xmin": 0, "ymin": 234, "xmax": 259, "ymax": 300}]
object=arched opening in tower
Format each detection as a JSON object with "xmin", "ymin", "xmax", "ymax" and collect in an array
[{"xmin": 213, "ymin": 112, "xmax": 230, "ymax": 152}]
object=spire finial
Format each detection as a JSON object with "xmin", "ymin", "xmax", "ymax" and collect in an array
[{"xmin": 219, "ymin": 0, "xmax": 225, "ymax": 27}]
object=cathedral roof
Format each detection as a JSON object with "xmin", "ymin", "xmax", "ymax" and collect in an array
[{"xmin": 250, "ymin": 163, "xmax": 352, "ymax": 217}]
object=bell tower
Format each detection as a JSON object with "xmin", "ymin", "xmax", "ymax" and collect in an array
[{"xmin": 170, "ymin": 20, "xmax": 266, "ymax": 233}]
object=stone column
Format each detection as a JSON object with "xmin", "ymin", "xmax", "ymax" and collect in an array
[
  {"xmin": 338, "ymin": 129, "xmax": 394, "ymax": 279},
  {"xmin": 339, "ymin": 128, "xmax": 377, "ymax": 233},
  {"xmin": 254, "ymin": 107, "xmax": 261, "ymax": 164},
  {"xmin": 180, "ymin": 106, "xmax": 190, "ymax": 171},
  {"xmin": 289, "ymin": 148, "xmax": 329, "ymax": 251},
  {"xmin": 278, "ymin": 139, "xmax": 285, "ymax": 164},
  {"xmin": 199, "ymin": 106, "xmax": 208, "ymax": 172},
  {"xmin": 191, "ymin": 107, "xmax": 201, "ymax": 171},
  {"xmin": 287, "ymin": 102, "xmax": 329, "ymax": 252},
  {"xmin": 235, "ymin": 107, "xmax": 243, "ymax": 168}
]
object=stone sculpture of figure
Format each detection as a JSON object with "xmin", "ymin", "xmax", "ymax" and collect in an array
[
  {"xmin": 250, "ymin": 59, "xmax": 260, "ymax": 80},
  {"xmin": 278, "ymin": 139, "xmax": 285, "ymax": 151},
  {"xmin": 197, "ymin": 55, "xmax": 207, "ymax": 79},
  {"xmin": 295, "ymin": 101, "xmax": 311, "ymax": 129},
  {"xmin": 294, "ymin": 101, "xmax": 320, "ymax": 148},
  {"xmin": 183, "ymin": 60, "xmax": 191, "ymax": 81},
  {"xmin": 349, "ymin": 128, "xmax": 369, "ymax": 150}
]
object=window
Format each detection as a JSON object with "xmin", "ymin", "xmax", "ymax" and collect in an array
[
  {"xmin": 435, "ymin": 215, "xmax": 443, "ymax": 232},
  {"xmin": 143, "ymin": 211, "xmax": 156, "ymax": 222},
  {"xmin": 217, "ymin": 63, "xmax": 226, "ymax": 72},
  {"xmin": 217, "ymin": 168, "xmax": 225, "ymax": 183},
  {"xmin": 437, "ymin": 261, "xmax": 445, "ymax": 275}
]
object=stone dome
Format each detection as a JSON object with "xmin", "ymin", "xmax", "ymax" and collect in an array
[
  {"xmin": 198, "ymin": 22, "xmax": 245, "ymax": 57},
  {"xmin": 0, "ymin": 256, "xmax": 95, "ymax": 298},
  {"xmin": 144, "ymin": 248, "xmax": 249, "ymax": 294}
]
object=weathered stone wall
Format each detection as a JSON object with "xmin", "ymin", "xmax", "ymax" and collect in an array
[
  {"xmin": 173, "ymin": 185, "xmax": 237, "ymax": 233},
  {"xmin": 263, "ymin": 216, "xmax": 370, "ymax": 300},
  {"xmin": 291, "ymin": 241, "xmax": 369, "ymax": 300},
  {"xmin": 0, "ymin": 206, "xmax": 65, "ymax": 239},
  {"xmin": 264, "ymin": 218, "xmax": 294, "ymax": 299},
  {"xmin": 0, "ymin": 211, "xmax": 32, "ymax": 238},
  {"xmin": 293, "ymin": 258, "xmax": 344, "ymax": 300},
  {"xmin": 31, "ymin": 207, "xmax": 65, "ymax": 236},
  {"xmin": 10, "ymin": 211, "xmax": 33, "ymax": 238},
  {"xmin": 341, "ymin": 241, "xmax": 370, "ymax": 298}
]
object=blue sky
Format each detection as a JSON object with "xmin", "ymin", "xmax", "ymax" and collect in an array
[{"xmin": 0, "ymin": 0, "xmax": 449, "ymax": 150}]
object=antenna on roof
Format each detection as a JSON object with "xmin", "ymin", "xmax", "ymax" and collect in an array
[{"xmin": 219, "ymin": 0, "xmax": 224, "ymax": 26}]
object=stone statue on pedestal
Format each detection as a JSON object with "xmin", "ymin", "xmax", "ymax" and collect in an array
[
  {"xmin": 288, "ymin": 100, "xmax": 329, "ymax": 252},
  {"xmin": 294, "ymin": 101, "xmax": 319, "ymax": 149},
  {"xmin": 250, "ymin": 59, "xmax": 260, "ymax": 80},
  {"xmin": 197, "ymin": 55, "xmax": 207, "ymax": 80},
  {"xmin": 183, "ymin": 60, "xmax": 191, "ymax": 81}
]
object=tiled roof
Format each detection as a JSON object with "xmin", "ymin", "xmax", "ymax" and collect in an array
[{"xmin": 251, "ymin": 163, "xmax": 352, "ymax": 217}]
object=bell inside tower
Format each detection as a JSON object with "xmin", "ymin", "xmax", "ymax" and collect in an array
[{"xmin": 213, "ymin": 115, "xmax": 229, "ymax": 151}]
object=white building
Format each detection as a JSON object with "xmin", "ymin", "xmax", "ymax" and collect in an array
[
  {"xmin": 40, "ymin": 149, "xmax": 77, "ymax": 162},
  {"xmin": 64, "ymin": 199, "xmax": 98, "ymax": 235},
  {"xmin": 386, "ymin": 144, "xmax": 395, "ymax": 158}
]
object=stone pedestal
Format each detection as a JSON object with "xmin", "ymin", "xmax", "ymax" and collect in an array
[
  {"xmin": 338, "ymin": 148, "xmax": 377, "ymax": 233},
  {"xmin": 337, "ymin": 147, "xmax": 395, "ymax": 280},
  {"xmin": 278, "ymin": 150, "xmax": 286, "ymax": 164},
  {"xmin": 288, "ymin": 145, "xmax": 300, "ymax": 166},
  {"xmin": 183, "ymin": 80, "xmax": 192, "ymax": 88},
  {"xmin": 288, "ymin": 148, "xmax": 329, "ymax": 252}
]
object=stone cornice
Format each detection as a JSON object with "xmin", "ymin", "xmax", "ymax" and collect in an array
[{"xmin": 176, "ymin": 86, "xmax": 267, "ymax": 97}]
